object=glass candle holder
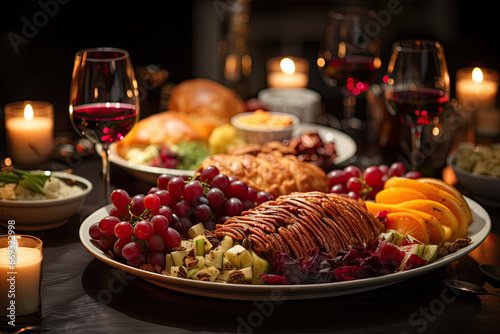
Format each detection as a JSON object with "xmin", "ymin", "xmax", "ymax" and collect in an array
[
  {"xmin": 5, "ymin": 101, "xmax": 54, "ymax": 169},
  {"xmin": 456, "ymin": 67, "xmax": 499, "ymax": 137},
  {"xmin": 266, "ymin": 57, "xmax": 309, "ymax": 88},
  {"xmin": 0, "ymin": 234, "xmax": 43, "ymax": 328}
]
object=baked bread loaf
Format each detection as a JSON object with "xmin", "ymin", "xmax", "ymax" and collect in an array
[
  {"xmin": 169, "ymin": 78, "xmax": 246, "ymax": 127},
  {"xmin": 198, "ymin": 151, "xmax": 329, "ymax": 198}
]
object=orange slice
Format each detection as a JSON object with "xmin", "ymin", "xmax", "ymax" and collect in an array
[
  {"xmin": 375, "ymin": 187, "xmax": 427, "ymax": 204},
  {"xmin": 365, "ymin": 202, "xmax": 445, "ymax": 244},
  {"xmin": 384, "ymin": 177, "xmax": 470, "ymax": 237},
  {"xmin": 396, "ymin": 199, "xmax": 460, "ymax": 241},
  {"xmin": 385, "ymin": 212, "xmax": 431, "ymax": 244},
  {"xmin": 418, "ymin": 177, "xmax": 472, "ymax": 225}
]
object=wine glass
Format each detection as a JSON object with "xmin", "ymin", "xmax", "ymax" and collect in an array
[
  {"xmin": 384, "ymin": 40, "xmax": 451, "ymax": 174},
  {"xmin": 318, "ymin": 7, "xmax": 382, "ymax": 130},
  {"xmin": 69, "ymin": 47, "xmax": 140, "ymax": 203}
]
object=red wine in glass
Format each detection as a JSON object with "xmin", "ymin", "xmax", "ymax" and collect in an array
[
  {"xmin": 385, "ymin": 87, "xmax": 449, "ymax": 126},
  {"xmin": 322, "ymin": 55, "xmax": 380, "ymax": 96},
  {"xmin": 71, "ymin": 102, "xmax": 138, "ymax": 147}
]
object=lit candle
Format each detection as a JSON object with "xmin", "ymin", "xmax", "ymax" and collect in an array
[
  {"xmin": 0, "ymin": 235, "xmax": 43, "ymax": 324},
  {"xmin": 456, "ymin": 67, "xmax": 498, "ymax": 107},
  {"xmin": 5, "ymin": 101, "xmax": 54, "ymax": 168},
  {"xmin": 267, "ymin": 57, "xmax": 309, "ymax": 88},
  {"xmin": 456, "ymin": 67, "xmax": 499, "ymax": 136}
]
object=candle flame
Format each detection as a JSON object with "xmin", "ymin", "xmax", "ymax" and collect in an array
[
  {"xmin": 24, "ymin": 104, "xmax": 34, "ymax": 121},
  {"xmin": 280, "ymin": 58, "xmax": 296, "ymax": 75},
  {"xmin": 472, "ymin": 67, "xmax": 483, "ymax": 83}
]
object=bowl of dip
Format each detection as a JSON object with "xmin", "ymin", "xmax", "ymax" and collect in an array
[
  {"xmin": 0, "ymin": 171, "xmax": 93, "ymax": 230},
  {"xmin": 231, "ymin": 110, "xmax": 300, "ymax": 145}
]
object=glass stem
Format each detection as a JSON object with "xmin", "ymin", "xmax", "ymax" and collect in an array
[
  {"xmin": 343, "ymin": 95, "xmax": 356, "ymax": 125},
  {"xmin": 101, "ymin": 145, "xmax": 111, "ymax": 205},
  {"xmin": 410, "ymin": 125, "xmax": 422, "ymax": 170}
]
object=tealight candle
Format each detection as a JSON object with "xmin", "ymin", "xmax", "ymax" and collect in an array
[
  {"xmin": 5, "ymin": 101, "xmax": 54, "ymax": 168},
  {"xmin": 0, "ymin": 235, "xmax": 43, "ymax": 327},
  {"xmin": 456, "ymin": 67, "xmax": 499, "ymax": 136},
  {"xmin": 267, "ymin": 57, "xmax": 309, "ymax": 88}
]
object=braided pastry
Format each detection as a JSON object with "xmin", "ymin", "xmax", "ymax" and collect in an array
[{"xmin": 214, "ymin": 192, "xmax": 384, "ymax": 259}]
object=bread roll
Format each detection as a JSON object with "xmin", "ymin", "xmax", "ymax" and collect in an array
[
  {"xmin": 116, "ymin": 110, "xmax": 213, "ymax": 157},
  {"xmin": 169, "ymin": 78, "xmax": 246, "ymax": 126}
]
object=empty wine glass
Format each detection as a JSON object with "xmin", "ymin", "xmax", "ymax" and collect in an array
[
  {"xmin": 318, "ymin": 7, "xmax": 382, "ymax": 130},
  {"xmin": 384, "ymin": 40, "xmax": 452, "ymax": 174},
  {"xmin": 69, "ymin": 47, "xmax": 140, "ymax": 203}
]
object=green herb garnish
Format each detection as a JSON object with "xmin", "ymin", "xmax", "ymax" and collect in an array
[{"xmin": 0, "ymin": 169, "xmax": 51, "ymax": 195}]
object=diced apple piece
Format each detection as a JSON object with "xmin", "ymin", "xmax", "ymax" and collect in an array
[
  {"xmin": 217, "ymin": 270, "xmax": 231, "ymax": 282},
  {"xmin": 171, "ymin": 250, "xmax": 189, "ymax": 267},
  {"xmin": 187, "ymin": 267, "xmax": 200, "ymax": 279},
  {"xmin": 225, "ymin": 245, "xmax": 253, "ymax": 268},
  {"xmin": 195, "ymin": 238, "xmax": 206, "ymax": 256},
  {"xmin": 205, "ymin": 250, "xmax": 224, "ymax": 269},
  {"xmin": 195, "ymin": 255, "xmax": 205, "ymax": 269},
  {"xmin": 217, "ymin": 267, "xmax": 253, "ymax": 283},
  {"xmin": 214, "ymin": 235, "xmax": 234, "ymax": 253},
  {"xmin": 249, "ymin": 250, "xmax": 270, "ymax": 284},
  {"xmin": 222, "ymin": 257, "xmax": 237, "ymax": 271},
  {"xmin": 239, "ymin": 267, "xmax": 253, "ymax": 282},
  {"xmin": 165, "ymin": 254, "xmax": 174, "ymax": 272},
  {"xmin": 181, "ymin": 239, "xmax": 194, "ymax": 252},
  {"xmin": 170, "ymin": 266, "xmax": 187, "ymax": 277},
  {"xmin": 193, "ymin": 235, "xmax": 213, "ymax": 253},
  {"xmin": 187, "ymin": 222, "xmax": 206, "ymax": 238},
  {"xmin": 194, "ymin": 266, "xmax": 220, "ymax": 282}
]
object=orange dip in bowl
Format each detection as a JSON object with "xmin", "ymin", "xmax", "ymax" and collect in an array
[{"xmin": 236, "ymin": 110, "xmax": 294, "ymax": 129}]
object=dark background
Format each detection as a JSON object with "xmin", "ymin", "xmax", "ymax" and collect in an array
[{"xmin": 0, "ymin": 0, "xmax": 498, "ymax": 147}]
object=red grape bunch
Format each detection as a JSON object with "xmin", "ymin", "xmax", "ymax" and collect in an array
[
  {"xmin": 88, "ymin": 165, "xmax": 274, "ymax": 268},
  {"xmin": 327, "ymin": 162, "xmax": 423, "ymax": 200}
]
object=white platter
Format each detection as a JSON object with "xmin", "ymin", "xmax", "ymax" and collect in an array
[
  {"xmin": 106, "ymin": 123, "xmax": 357, "ymax": 185},
  {"xmin": 79, "ymin": 197, "xmax": 490, "ymax": 301}
]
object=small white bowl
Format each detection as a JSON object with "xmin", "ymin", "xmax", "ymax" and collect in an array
[
  {"xmin": 447, "ymin": 152, "xmax": 500, "ymax": 204},
  {"xmin": 0, "ymin": 172, "xmax": 93, "ymax": 230},
  {"xmin": 231, "ymin": 111, "xmax": 300, "ymax": 145}
]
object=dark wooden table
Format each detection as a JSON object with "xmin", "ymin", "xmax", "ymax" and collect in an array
[{"xmin": 2, "ymin": 131, "xmax": 500, "ymax": 334}]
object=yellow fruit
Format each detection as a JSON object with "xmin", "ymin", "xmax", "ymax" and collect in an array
[
  {"xmin": 396, "ymin": 199, "xmax": 460, "ymax": 241},
  {"xmin": 442, "ymin": 225, "xmax": 453, "ymax": 242},
  {"xmin": 385, "ymin": 212, "xmax": 430, "ymax": 244},
  {"xmin": 384, "ymin": 177, "xmax": 469, "ymax": 237},
  {"xmin": 365, "ymin": 202, "xmax": 445, "ymax": 244},
  {"xmin": 375, "ymin": 187, "xmax": 427, "ymax": 204},
  {"xmin": 417, "ymin": 177, "xmax": 472, "ymax": 225}
]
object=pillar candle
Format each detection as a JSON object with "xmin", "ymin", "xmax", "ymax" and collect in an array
[
  {"xmin": 4, "ymin": 101, "xmax": 54, "ymax": 168},
  {"xmin": 0, "ymin": 235, "xmax": 43, "ymax": 321}
]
